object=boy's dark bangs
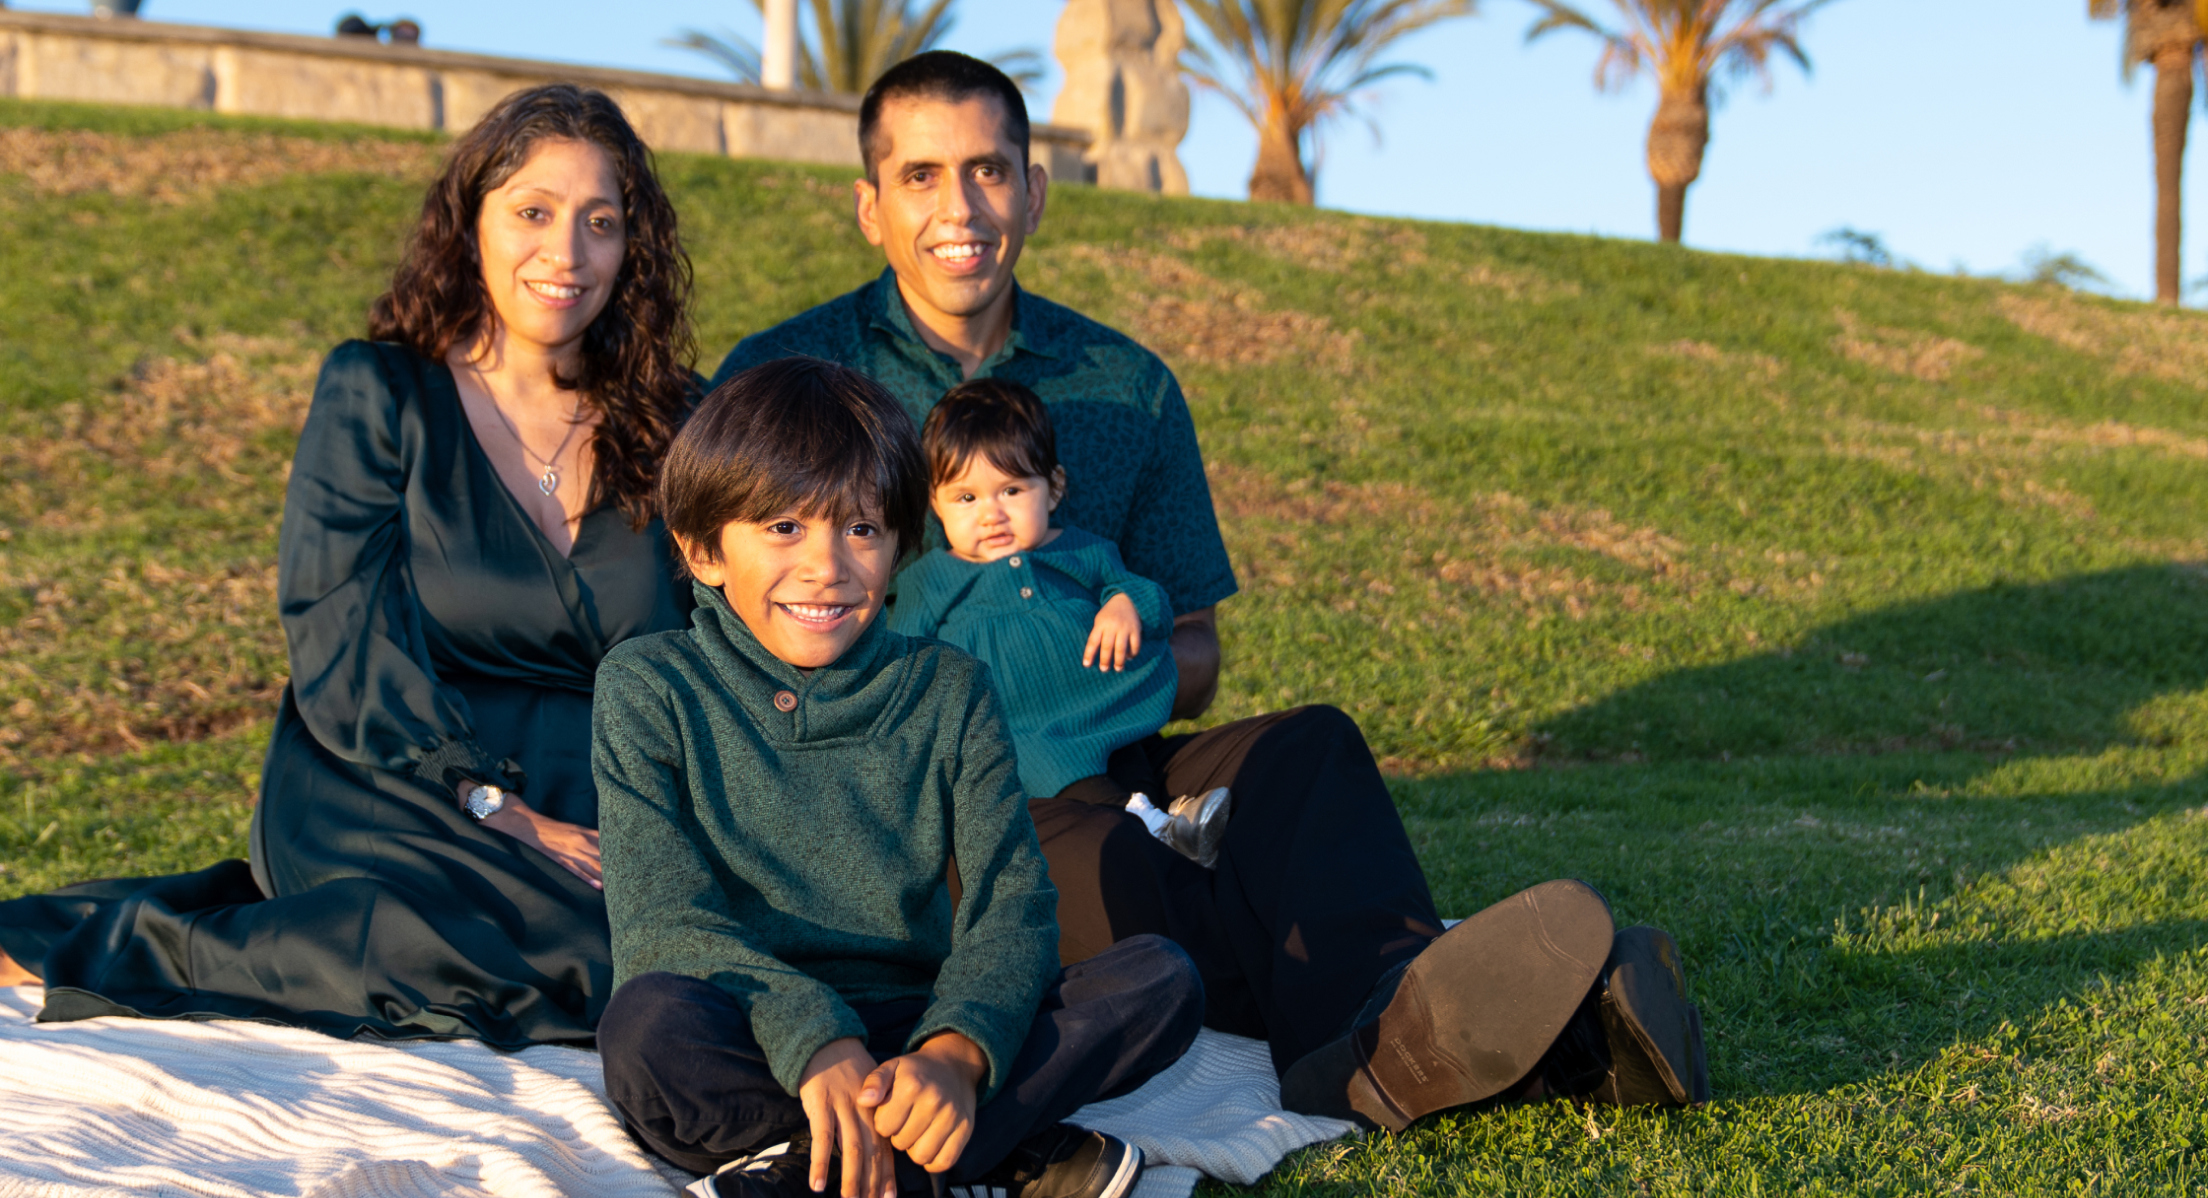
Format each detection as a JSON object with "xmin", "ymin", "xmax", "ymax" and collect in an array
[{"xmin": 732, "ymin": 441, "xmax": 885, "ymax": 529}]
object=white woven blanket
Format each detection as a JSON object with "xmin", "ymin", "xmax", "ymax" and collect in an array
[{"xmin": 0, "ymin": 986, "xmax": 1351, "ymax": 1198}]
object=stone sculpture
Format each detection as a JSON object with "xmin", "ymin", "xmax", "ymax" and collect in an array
[{"xmin": 1051, "ymin": 0, "xmax": 1189, "ymax": 193}]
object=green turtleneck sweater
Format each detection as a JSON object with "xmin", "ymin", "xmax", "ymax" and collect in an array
[{"xmin": 593, "ymin": 583, "xmax": 1060, "ymax": 1101}]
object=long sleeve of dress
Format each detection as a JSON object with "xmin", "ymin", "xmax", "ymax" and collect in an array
[
  {"xmin": 1048, "ymin": 534, "xmax": 1173, "ymax": 639},
  {"xmin": 907, "ymin": 676, "xmax": 1061, "ymax": 1104},
  {"xmin": 594, "ymin": 657, "xmax": 868, "ymax": 1096},
  {"xmin": 277, "ymin": 341, "xmax": 505, "ymax": 794}
]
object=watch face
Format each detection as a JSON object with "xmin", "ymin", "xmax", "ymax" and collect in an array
[{"xmin": 465, "ymin": 785, "xmax": 504, "ymax": 819}]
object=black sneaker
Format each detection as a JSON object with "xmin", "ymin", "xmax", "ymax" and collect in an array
[
  {"xmin": 1588, "ymin": 925, "xmax": 1710, "ymax": 1106},
  {"xmin": 1279, "ymin": 878, "xmax": 1615, "ymax": 1132},
  {"xmin": 685, "ymin": 1137, "xmax": 811, "ymax": 1198},
  {"xmin": 949, "ymin": 1124, "xmax": 1142, "ymax": 1198}
]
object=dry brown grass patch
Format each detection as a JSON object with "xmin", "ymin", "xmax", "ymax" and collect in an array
[
  {"xmin": 1650, "ymin": 340, "xmax": 1785, "ymax": 380},
  {"xmin": 1205, "ymin": 462, "xmax": 1694, "ymax": 624},
  {"xmin": 0, "ymin": 336, "xmax": 317, "ymax": 760},
  {"xmin": 1063, "ymin": 244, "xmax": 1361, "ymax": 374},
  {"xmin": 1463, "ymin": 263, "xmax": 1582, "ymax": 304},
  {"xmin": 1162, "ymin": 220, "xmax": 1428, "ymax": 273},
  {"xmin": 0, "ymin": 559, "xmax": 283, "ymax": 762},
  {"xmin": 0, "ymin": 127, "xmax": 440, "ymax": 203},
  {"xmin": 1999, "ymin": 290, "xmax": 2208, "ymax": 384},
  {"xmin": 1832, "ymin": 310, "xmax": 1984, "ymax": 382}
]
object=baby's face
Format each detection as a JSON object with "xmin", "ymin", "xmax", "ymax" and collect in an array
[
  {"xmin": 683, "ymin": 502, "xmax": 897, "ymax": 669},
  {"xmin": 932, "ymin": 455, "xmax": 1058, "ymax": 563}
]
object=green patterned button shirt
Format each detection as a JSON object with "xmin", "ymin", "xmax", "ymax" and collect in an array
[{"xmin": 709, "ymin": 269, "xmax": 1239, "ymax": 618}]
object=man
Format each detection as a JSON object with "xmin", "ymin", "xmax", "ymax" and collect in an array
[{"xmin": 709, "ymin": 51, "xmax": 1709, "ymax": 1129}]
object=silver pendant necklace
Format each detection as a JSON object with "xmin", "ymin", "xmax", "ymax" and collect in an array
[{"xmin": 487, "ymin": 397, "xmax": 585, "ymax": 496}]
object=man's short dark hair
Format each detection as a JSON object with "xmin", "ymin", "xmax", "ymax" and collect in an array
[
  {"xmin": 923, "ymin": 378, "xmax": 1058, "ymax": 489},
  {"xmin": 859, "ymin": 50, "xmax": 1030, "ymax": 180},
  {"xmin": 661, "ymin": 356, "xmax": 928, "ymax": 571}
]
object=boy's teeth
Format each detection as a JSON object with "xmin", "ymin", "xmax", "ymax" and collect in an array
[{"xmin": 785, "ymin": 604, "xmax": 849, "ymax": 620}]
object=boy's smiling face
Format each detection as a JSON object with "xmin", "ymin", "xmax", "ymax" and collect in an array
[{"xmin": 685, "ymin": 504, "xmax": 898, "ymax": 670}]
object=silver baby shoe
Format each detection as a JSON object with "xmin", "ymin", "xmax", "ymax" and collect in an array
[{"xmin": 1164, "ymin": 787, "xmax": 1233, "ymax": 869}]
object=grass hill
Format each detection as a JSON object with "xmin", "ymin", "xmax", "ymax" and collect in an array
[{"xmin": 4, "ymin": 98, "xmax": 2207, "ymax": 1194}]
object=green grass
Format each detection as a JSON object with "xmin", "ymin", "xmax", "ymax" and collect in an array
[{"xmin": 4, "ymin": 97, "xmax": 2208, "ymax": 1194}]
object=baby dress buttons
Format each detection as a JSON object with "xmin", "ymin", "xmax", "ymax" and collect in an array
[
  {"xmin": 1008, "ymin": 556, "xmax": 1022, "ymax": 568},
  {"xmin": 772, "ymin": 690, "xmax": 797, "ymax": 712},
  {"xmin": 1020, "ymin": 587, "xmax": 1034, "ymax": 599}
]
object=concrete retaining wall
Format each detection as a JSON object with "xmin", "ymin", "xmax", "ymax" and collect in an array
[{"xmin": 0, "ymin": 10, "xmax": 1094, "ymax": 179}]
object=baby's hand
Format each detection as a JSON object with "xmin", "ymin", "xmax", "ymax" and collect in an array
[{"xmin": 1083, "ymin": 594, "xmax": 1142, "ymax": 672}]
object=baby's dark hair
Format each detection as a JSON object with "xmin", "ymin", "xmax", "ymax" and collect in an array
[
  {"xmin": 661, "ymin": 356, "xmax": 928, "ymax": 574},
  {"xmin": 923, "ymin": 378, "xmax": 1060, "ymax": 488}
]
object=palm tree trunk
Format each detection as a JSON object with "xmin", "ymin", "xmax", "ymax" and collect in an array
[
  {"xmin": 1248, "ymin": 103, "xmax": 1314, "ymax": 205},
  {"xmin": 2152, "ymin": 40, "xmax": 2195, "ymax": 304},
  {"xmin": 1646, "ymin": 82, "xmax": 1709, "ymax": 244}
]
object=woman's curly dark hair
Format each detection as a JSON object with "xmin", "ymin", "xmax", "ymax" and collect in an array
[{"xmin": 369, "ymin": 83, "xmax": 696, "ymax": 529}]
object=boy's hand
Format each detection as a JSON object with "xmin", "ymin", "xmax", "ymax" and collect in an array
[
  {"xmin": 799, "ymin": 1038, "xmax": 894, "ymax": 1198},
  {"xmin": 1082, "ymin": 594, "xmax": 1142, "ymax": 672},
  {"xmin": 858, "ymin": 1031, "xmax": 985, "ymax": 1176}
]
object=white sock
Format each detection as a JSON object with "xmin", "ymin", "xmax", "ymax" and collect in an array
[{"xmin": 1123, "ymin": 792, "xmax": 1172, "ymax": 836}]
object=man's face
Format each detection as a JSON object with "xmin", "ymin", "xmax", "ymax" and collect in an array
[{"xmin": 855, "ymin": 94, "xmax": 1048, "ymax": 329}]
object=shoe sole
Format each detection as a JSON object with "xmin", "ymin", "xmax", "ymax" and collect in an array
[
  {"xmin": 1095, "ymin": 1139, "xmax": 1143, "ymax": 1198},
  {"xmin": 1281, "ymin": 878, "xmax": 1614, "ymax": 1132},
  {"xmin": 1596, "ymin": 925, "xmax": 1707, "ymax": 1106}
]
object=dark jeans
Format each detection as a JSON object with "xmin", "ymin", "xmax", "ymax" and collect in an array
[
  {"xmin": 598, "ymin": 934, "xmax": 1202, "ymax": 1183},
  {"xmin": 1029, "ymin": 706, "xmax": 1446, "ymax": 1076},
  {"xmin": 1052, "ymin": 741, "xmax": 1166, "ymax": 808}
]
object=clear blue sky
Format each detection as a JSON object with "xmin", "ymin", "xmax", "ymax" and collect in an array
[{"xmin": 16, "ymin": 0, "xmax": 2187, "ymax": 301}]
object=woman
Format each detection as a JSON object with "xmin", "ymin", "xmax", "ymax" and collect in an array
[{"xmin": 0, "ymin": 84, "xmax": 696, "ymax": 1048}]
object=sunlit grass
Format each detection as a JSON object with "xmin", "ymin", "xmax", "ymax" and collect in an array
[{"xmin": 5, "ymin": 97, "xmax": 2208, "ymax": 1193}]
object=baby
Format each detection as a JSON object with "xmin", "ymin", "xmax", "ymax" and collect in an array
[{"xmin": 890, "ymin": 379, "xmax": 1232, "ymax": 867}]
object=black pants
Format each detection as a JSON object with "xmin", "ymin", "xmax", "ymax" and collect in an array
[
  {"xmin": 598, "ymin": 935, "xmax": 1202, "ymax": 1183},
  {"xmin": 1030, "ymin": 706, "xmax": 1445, "ymax": 1076}
]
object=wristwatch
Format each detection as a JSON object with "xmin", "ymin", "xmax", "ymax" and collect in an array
[{"xmin": 461, "ymin": 782, "xmax": 507, "ymax": 821}]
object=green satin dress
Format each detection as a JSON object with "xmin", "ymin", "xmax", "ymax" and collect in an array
[{"xmin": 0, "ymin": 340, "xmax": 691, "ymax": 1047}]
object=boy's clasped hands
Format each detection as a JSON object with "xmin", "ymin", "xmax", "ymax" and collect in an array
[{"xmin": 798, "ymin": 1030, "xmax": 989, "ymax": 1198}]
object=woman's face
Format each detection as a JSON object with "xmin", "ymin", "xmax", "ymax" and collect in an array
[{"xmin": 475, "ymin": 138, "xmax": 626, "ymax": 356}]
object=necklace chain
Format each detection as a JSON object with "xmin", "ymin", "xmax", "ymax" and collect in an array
[{"xmin": 486, "ymin": 397, "xmax": 585, "ymax": 497}]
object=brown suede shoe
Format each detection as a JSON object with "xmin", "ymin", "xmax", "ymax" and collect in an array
[{"xmin": 1279, "ymin": 878, "xmax": 1615, "ymax": 1132}]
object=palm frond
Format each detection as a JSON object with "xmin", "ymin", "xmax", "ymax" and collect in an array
[
  {"xmin": 1178, "ymin": 0, "xmax": 1476, "ymax": 194},
  {"xmin": 665, "ymin": 26, "xmax": 763, "ymax": 83}
]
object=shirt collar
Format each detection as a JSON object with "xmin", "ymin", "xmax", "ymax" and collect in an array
[{"xmin": 864, "ymin": 267, "xmax": 1060, "ymax": 378}]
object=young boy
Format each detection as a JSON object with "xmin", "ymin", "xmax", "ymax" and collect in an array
[
  {"xmin": 891, "ymin": 380, "xmax": 1231, "ymax": 867},
  {"xmin": 592, "ymin": 357, "xmax": 1203, "ymax": 1198}
]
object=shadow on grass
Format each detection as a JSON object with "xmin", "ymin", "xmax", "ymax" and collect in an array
[
  {"xmin": 1539, "ymin": 563, "xmax": 2208, "ymax": 764},
  {"xmin": 1389, "ymin": 565, "xmax": 2208, "ymax": 1097}
]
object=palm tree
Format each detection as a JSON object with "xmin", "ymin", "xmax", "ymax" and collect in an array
[
  {"xmin": 2089, "ymin": 0, "xmax": 2203, "ymax": 306},
  {"xmin": 1523, "ymin": 0, "xmax": 1832, "ymax": 244},
  {"xmin": 669, "ymin": 0, "xmax": 1041, "ymax": 95},
  {"xmin": 1177, "ymin": 0, "xmax": 1475, "ymax": 205}
]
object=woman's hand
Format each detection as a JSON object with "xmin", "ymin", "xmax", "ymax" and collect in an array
[
  {"xmin": 1082, "ymin": 593, "xmax": 1143, "ymax": 672},
  {"xmin": 480, "ymin": 800, "xmax": 603, "ymax": 890},
  {"xmin": 802, "ymin": 1037, "xmax": 895, "ymax": 1198}
]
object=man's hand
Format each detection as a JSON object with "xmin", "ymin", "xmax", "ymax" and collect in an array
[
  {"xmin": 858, "ymin": 1031, "xmax": 985, "ymax": 1176},
  {"xmin": 1082, "ymin": 594, "xmax": 1143, "ymax": 672},
  {"xmin": 1168, "ymin": 606, "xmax": 1220, "ymax": 721},
  {"xmin": 799, "ymin": 1038, "xmax": 894, "ymax": 1198}
]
